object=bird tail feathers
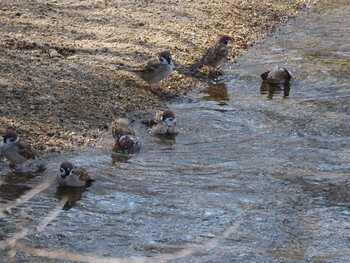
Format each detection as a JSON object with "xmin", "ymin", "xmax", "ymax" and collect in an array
[{"xmin": 189, "ymin": 62, "xmax": 203, "ymax": 72}]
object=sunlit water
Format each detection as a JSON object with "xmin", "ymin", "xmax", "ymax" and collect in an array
[{"xmin": 1, "ymin": 2, "xmax": 350, "ymax": 262}]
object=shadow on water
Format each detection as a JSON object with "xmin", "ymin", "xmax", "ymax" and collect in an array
[{"xmin": 1, "ymin": 2, "xmax": 350, "ymax": 262}]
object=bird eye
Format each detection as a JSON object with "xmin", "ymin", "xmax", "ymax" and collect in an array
[
  {"xmin": 159, "ymin": 57, "xmax": 164, "ymax": 62},
  {"xmin": 60, "ymin": 168, "xmax": 64, "ymax": 173},
  {"xmin": 10, "ymin": 137, "xmax": 16, "ymax": 142},
  {"xmin": 168, "ymin": 118, "xmax": 173, "ymax": 121},
  {"xmin": 71, "ymin": 170, "xmax": 75, "ymax": 174}
]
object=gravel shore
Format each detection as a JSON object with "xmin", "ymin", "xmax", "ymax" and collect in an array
[{"xmin": 0, "ymin": 0, "xmax": 307, "ymax": 156}]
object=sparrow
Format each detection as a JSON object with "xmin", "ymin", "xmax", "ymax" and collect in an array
[
  {"xmin": 0, "ymin": 130, "xmax": 34, "ymax": 165},
  {"xmin": 260, "ymin": 67, "xmax": 293, "ymax": 84},
  {"xmin": 110, "ymin": 107, "xmax": 141, "ymax": 153},
  {"xmin": 189, "ymin": 35, "xmax": 232, "ymax": 72},
  {"xmin": 56, "ymin": 161, "xmax": 93, "ymax": 187},
  {"xmin": 116, "ymin": 50, "xmax": 174, "ymax": 88},
  {"xmin": 148, "ymin": 109, "xmax": 177, "ymax": 135}
]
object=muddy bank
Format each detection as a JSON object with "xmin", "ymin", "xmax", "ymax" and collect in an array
[{"xmin": 0, "ymin": 0, "xmax": 307, "ymax": 155}]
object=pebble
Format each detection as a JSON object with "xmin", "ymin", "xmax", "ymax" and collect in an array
[
  {"xmin": 96, "ymin": 47, "xmax": 109, "ymax": 53},
  {"xmin": 49, "ymin": 50, "xmax": 59, "ymax": 58}
]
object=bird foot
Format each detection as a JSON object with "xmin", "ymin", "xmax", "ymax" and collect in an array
[{"xmin": 150, "ymin": 83, "xmax": 162, "ymax": 89}]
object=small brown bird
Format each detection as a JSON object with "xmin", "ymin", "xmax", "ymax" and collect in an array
[
  {"xmin": 56, "ymin": 162, "xmax": 93, "ymax": 187},
  {"xmin": 148, "ymin": 109, "xmax": 177, "ymax": 135},
  {"xmin": 189, "ymin": 35, "xmax": 232, "ymax": 72},
  {"xmin": 261, "ymin": 67, "xmax": 293, "ymax": 84},
  {"xmin": 0, "ymin": 130, "xmax": 34, "ymax": 165},
  {"xmin": 116, "ymin": 50, "xmax": 174, "ymax": 88},
  {"xmin": 110, "ymin": 107, "xmax": 141, "ymax": 153}
]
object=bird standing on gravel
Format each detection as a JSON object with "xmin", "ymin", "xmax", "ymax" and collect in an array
[
  {"xmin": 116, "ymin": 50, "xmax": 174, "ymax": 89},
  {"xmin": 0, "ymin": 130, "xmax": 34, "ymax": 165},
  {"xmin": 148, "ymin": 109, "xmax": 177, "ymax": 135},
  {"xmin": 189, "ymin": 35, "xmax": 232, "ymax": 72},
  {"xmin": 110, "ymin": 107, "xmax": 141, "ymax": 154},
  {"xmin": 56, "ymin": 162, "xmax": 93, "ymax": 187}
]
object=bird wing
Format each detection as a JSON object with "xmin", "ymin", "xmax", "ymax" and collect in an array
[
  {"xmin": 202, "ymin": 43, "xmax": 227, "ymax": 64},
  {"xmin": 189, "ymin": 47, "xmax": 213, "ymax": 70},
  {"xmin": 112, "ymin": 125, "xmax": 135, "ymax": 139},
  {"xmin": 190, "ymin": 43, "xmax": 227, "ymax": 70},
  {"xmin": 152, "ymin": 112, "xmax": 163, "ymax": 124},
  {"xmin": 116, "ymin": 58, "xmax": 163, "ymax": 75},
  {"xmin": 111, "ymin": 118, "xmax": 135, "ymax": 140},
  {"xmin": 148, "ymin": 123, "xmax": 167, "ymax": 135},
  {"xmin": 4, "ymin": 148, "xmax": 28, "ymax": 164},
  {"xmin": 75, "ymin": 168, "xmax": 92, "ymax": 182},
  {"xmin": 199, "ymin": 46, "xmax": 215, "ymax": 63},
  {"xmin": 14, "ymin": 139, "xmax": 28, "ymax": 149},
  {"xmin": 142, "ymin": 58, "xmax": 163, "ymax": 74},
  {"xmin": 14, "ymin": 140, "xmax": 35, "ymax": 160}
]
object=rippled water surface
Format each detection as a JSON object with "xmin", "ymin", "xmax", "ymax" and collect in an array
[{"xmin": 1, "ymin": 2, "xmax": 350, "ymax": 262}]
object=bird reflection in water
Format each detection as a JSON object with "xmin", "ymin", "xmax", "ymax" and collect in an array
[
  {"xmin": 260, "ymin": 81, "xmax": 290, "ymax": 99},
  {"xmin": 111, "ymin": 152, "xmax": 133, "ymax": 166},
  {"xmin": 0, "ymin": 166, "xmax": 46, "ymax": 201},
  {"xmin": 151, "ymin": 133, "xmax": 177, "ymax": 146},
  {"xmin": 0, "ymin": 183, "xmax": 32, "ymax": 201},
  {"xmin": 55, "ymin": 184, "xmax": 92, "ymax": 210},
  {"xmin": 201, "ymin": 83, "xmax": 229, "ymax": 105}
]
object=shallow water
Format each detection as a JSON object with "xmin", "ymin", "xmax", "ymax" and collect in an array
[{"xmin": 1, "ymin": 2, "xmax": 350, "ymax": 262}]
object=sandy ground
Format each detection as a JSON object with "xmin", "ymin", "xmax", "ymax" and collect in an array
[{"xmin": 0, "ymin": 0, "xmax": 306, "ymax": 156}]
